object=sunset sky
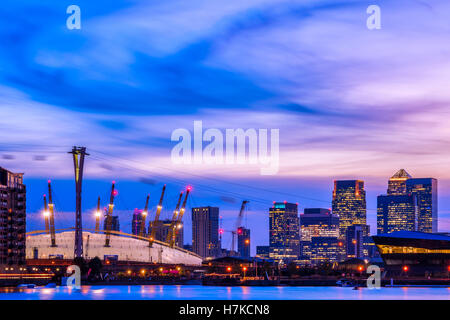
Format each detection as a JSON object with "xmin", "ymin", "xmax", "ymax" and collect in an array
[{"xmin": 1, "ymin": 0, "xmax": 450, "ymax": 253}]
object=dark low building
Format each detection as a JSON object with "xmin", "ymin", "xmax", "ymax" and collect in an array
[{"xmin": 372, "ymin": 231, "xmax": 450, "ymax": 276}]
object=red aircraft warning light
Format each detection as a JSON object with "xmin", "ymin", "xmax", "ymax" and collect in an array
[{"xmin": 403, "ymin": 265, "xmax": 409, "ymax": 272}]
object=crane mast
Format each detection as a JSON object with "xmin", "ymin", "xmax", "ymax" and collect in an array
[
  {"xmin": 165, "ymin": 191, "xmax": 183, "ymax": 244},
  {"xmin": 47, "ymin": 180, "xmax": 57, "ymax": 247},
  {"xmin": 231, "ymin": 200, "xmax": 249, "ymax": 252},
  {"xmin": 170, "ymin": 187, "xmax": 190, "ymax": 247},
  {"xmin": 43, "ymin": 194, "xmax": 49, "ymax": 234},
  {"xmin": 139, "ymin": 194, "xmax": 150, "ymax": 237},
  {"xmin": 149, "ymin": 185, "xmax": 166, "ymax": 247},
  {"xmin": 104, "ymin": 181, "xmax": 116, "ymax": 247},
  {"xmin": 95, "ymin": 196, "xmax": 101, "ymax": 233}
]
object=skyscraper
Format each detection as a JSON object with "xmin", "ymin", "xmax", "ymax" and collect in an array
[
  {"xmin": 332, "ymin": 180, "xmax": 367, "ymax": 241},
  {"xmin": 192, "ymin": 206, "xmax": 220, "ymax": 258},
  {"xmin": 387, "ymin": 169, "xmax": 412, "ymax": 195},
  {"xmin": 269, "ymin": 202, "xmax": 300, "ymax": 262},
  {"xmin": 377, "ymin": 170, "xmax": 437, "ymax": 234},
  {"xmin": 300, "ymin": 208, "xmax": 339, "ymax": 264},
  {"xmin": 406, "ymin": 178, "xmax": 437, "ymax": 233},
  {"xmin": 377, "ymin": 194, "xmax": 417, "ymax": 234},
  {"xmin": 237, "ymin": 227, "xmax": 250, "ymax": 258},
  {"xmin": 131, "ymin": 209, "xmax": 145, "ymax": 236},
  {"xmin": 0, "ymin": 167, "xmax": 26, "ymax": 266}
]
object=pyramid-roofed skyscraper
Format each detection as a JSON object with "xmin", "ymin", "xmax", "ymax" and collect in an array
[{"xmin": 387, "ymin": 169, "xmax": 412, "ymax": 195}]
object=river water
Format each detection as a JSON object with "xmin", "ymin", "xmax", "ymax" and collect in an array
[{"xmin": 0, "ymin": 285, "xmax": 449, "ymax": 300}]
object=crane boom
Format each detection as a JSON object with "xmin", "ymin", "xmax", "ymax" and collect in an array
[
  {"xmin": 104, "ymin": 181, "xmax": 116, "ymax": 247},
  {"xmin": 43, "ymin": 194, "xmax": 49, "ymax": 234},
  {"xmin": 95, "ymin": 196, "xmax": 101, "ymax": 233},
  {"xmin": 170, "ymin": 187, "xmax": 190, "ymax": 247},
  {"xmin": 149, "ymin": 185, "xmax": 166, "ymax": 247},
  {"xmin": 47, "ymin": 180, "xmax": 57, "ymax": 247},
  {"xmin": 235, "ymin": 200, "xmax": 249, "ymax": 230},
  {"xmin": 139, "ymin": 194, "xmax": 150, "ymax": 237},
  {"xmin": 165, "ymin": 191, "xmax": 183, "ymax": 244}
]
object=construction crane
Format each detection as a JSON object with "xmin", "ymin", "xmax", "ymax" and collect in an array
[
  {"xmin": 165, "ymin": 191, "xmax": 183, "ymax": 244},
  {"xmin": 43, "ymin": 194, "xmax": 49, "ymax": 234},
  {"xmin": 139, "ymin": 194, "xmax": 150, "ymax": 237},
  {"xmin": 219, "ymin": 200, "xmax": 249, "ymax": 253},
  {"xmin": 95, "ymin": 196, "xmax": 101, "ymax": 233},
  {"xmin": 104, "ymin": 181, "xmax": 116, "ymax": 247},
  {"xmin": 149, "ymin": 184, "xmax": 166, "ymax": 247},
  {"xmin": 47, "ymin": 180, "xmax": 57, "ymax": 247},
  {"xmin": 169, "ymin": 187, "xmax": 191, "ymax": 247}
]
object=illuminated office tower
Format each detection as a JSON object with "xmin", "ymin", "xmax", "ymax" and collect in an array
[
  {"xmin": 237, "ymin": 227, "xmax": 250, "ymax": 258},
  {"xmin": 269, "ymin": 202, "xmax": 300, "ymax": 263},
  {"xmin": 192, "ymin": 206, "xmax": 220, "ymax": 258},
  {"xmin": 300, "ymin": 208, "xmax": 339, "ymax": 263},
  {"xmin": 310, "ymin": 237, "xmax": 340, "ymax": 264},
  {"xmin": 406, "ymin": 178, "xmax": 437, "ymax": 233},
  {"xmin": 377, "ymin": 194, "xmax": 417, "ymax": 234},
  {"xmin": 332, "ymin": 180, "xmax": 367, "ymax": 241},
  {"xmin": 387, "ymin": 169, "xmax": 411, "ymax": 195}
]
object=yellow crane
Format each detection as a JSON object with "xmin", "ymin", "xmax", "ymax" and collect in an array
[
  {"xmin": 104, "ymin": 181, "xmax": 116, "ymax": 247},
  {"xmin": 47, "ymin": 180, "xmax": 57, "ymax": 247},
  {"xmin": 139, "ymin": 194, "xmax": 150, "ymax": 237},
  {"xmin": 169, "ymin": 186, "xmax": 191, "ymax": 247},
  {"xmin": 165, "ymin": 191, "xmax": 184, "ymax": 244},
  {"xmin": 43, "ymin": 194, "xmax": 49, "ymax": 234},
  {"xmin": 95, "ymin": 196, "xmax": 101, "ymax": 233},
  {"xmin": 149, "ymin": 185, "xmax": 166, "ymax": 247}
]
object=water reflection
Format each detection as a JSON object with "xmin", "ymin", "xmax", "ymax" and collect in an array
[{"xmin": 0, "ymin": 285, "xmax": 448, "ymax": 300}]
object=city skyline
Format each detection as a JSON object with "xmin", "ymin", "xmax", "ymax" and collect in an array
[{"xmin": 10, "ymin": 164, "xmax": 447, "ymax": 257}]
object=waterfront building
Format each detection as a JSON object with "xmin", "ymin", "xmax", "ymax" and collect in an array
[
  {"xmin": 332, "ymin": 180, "xmax": 367, "ymax": 244},
  {"xmin": 377, "ymin": 194, "xmax": 417, "ymax": 234},
  {"xmin": 373, "ymin": 231, "xmax": 450, "ymax": 276},
  {"xmin": 192, "ymin": 206, "xmax": 220, "ymax": 258},
  {"xmin": 269, "ymin": 202, "xmax": 300, "ymax": 263},
  {"xmin": 300, "ymin": 208, "xmax": 339, "ymax": 264},
  {"xmin": 256, "ymin": 246, "xmax": 270, "ymax": 259},
  {"xmin": 237, "ymin": 227, "xmax": 250, "ymax": 258},
  {"xmin": 149, "ymin": 219, "xmax": 184, "ymax": 247},
  {"xmin": 406, "ymin": 178, "xmax": 437, "ymax": 233},
  {"xmin": 0, "ymin": 167, "xmax": 26, "ymax": 266}
]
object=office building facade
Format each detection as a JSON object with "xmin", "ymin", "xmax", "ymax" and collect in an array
[
  {"xmin": 149, "ymin": 219, "xmax": 183, "ymax": 247},
  {"xmin": 300, "ymin": 208, "xmax": 340, "ymax": 264},
  {"xmin": 332, "ymin": 180, "xmax": 367, "ymax": 242},
  {"xmin": 237, "ymin": 227, "xmax": 250, "ymax": 258},
  {"xmin": 192, "ymin": 206, "xmax": 220, "ymax": 258},
  {"xmin": 269, "ymin": 202, "xmax": 300, "ymax": 262}
]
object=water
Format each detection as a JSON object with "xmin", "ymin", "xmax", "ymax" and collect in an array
[{"xmin": 0, "ymin": 285, "xmax": 449, "ymax": 300}]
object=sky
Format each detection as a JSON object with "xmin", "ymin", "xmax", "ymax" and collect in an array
[{"xmin": 1, "ymin": 0, "xmax": 450, "ymax": 255}]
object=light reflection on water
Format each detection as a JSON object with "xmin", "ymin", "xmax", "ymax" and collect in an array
[{"xmin": 0, "ymin": 285, "xmax": 449, "ymax": 300}]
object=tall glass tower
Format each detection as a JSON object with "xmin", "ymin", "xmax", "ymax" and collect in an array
[
  {"xmin": 269, "ymin": 202, "xmax": 300, "ymax": 263},
  {"xmin": 332, "ymin": 180, "xmax": 367, "ymax": 241}
]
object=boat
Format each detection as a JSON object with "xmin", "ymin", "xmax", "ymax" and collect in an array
[{"xmin": 336, "ymin": 279, "xmax": 355, "ymax": 287}]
